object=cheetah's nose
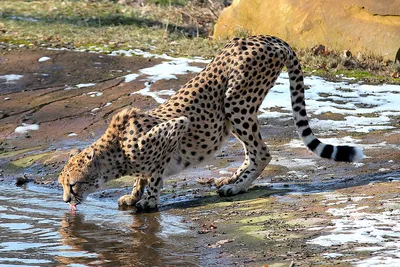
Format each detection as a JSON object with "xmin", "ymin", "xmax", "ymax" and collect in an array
[{"xmin": 64, "ymin": 195, "xmax": 71, "ymax": 203}]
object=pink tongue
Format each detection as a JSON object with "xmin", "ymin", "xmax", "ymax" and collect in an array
[{"xmin": 70, "ymin": 204, "xmax": 77, "ymax": 211}]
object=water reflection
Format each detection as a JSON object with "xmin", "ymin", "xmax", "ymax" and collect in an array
[{"xmin": 0, "ymin": 183, "xmax": 199, "ymax": 266}]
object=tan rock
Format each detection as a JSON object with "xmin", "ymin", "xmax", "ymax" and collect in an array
[{"xmin": 213, "ymin": 0, "xmax": 400, "ymax": 59}]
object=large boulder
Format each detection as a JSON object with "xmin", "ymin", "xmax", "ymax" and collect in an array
[{"xmin": 214, "ymin": 0, "xmax": 400, "ymax": 59}]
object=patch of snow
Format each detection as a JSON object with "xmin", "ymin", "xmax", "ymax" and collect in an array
[
  {"xmin": 260, "ymin": 73, "xmax": 400, "ymax": 132},
  {"xmin": 123, "ymin": 73, "xmax": 140, "ymax": 83},
  {"xmin": 311, "ymin": 117, "xmax": 394, "ymax": 133},
  {"xmin": 121, "ymin": 52, "xmax": 207, "ymax": 103},
  {"xmin": 309, "ymin": 193, "xmax": 400, "ymax": 266},
  {"xmin": 274, "ymin": 157, "xmax": 316, "ymax": 168},
  {"xmin": 355, "ymin": 246, "xmax": 385, "ymax": 252},
  {"xmin": 104, "ymin": 102, "xmax": 112, "ymax": 108},
  {"xmin": 0, "ymin": 74, "xmax": 23, "ymax": 84},
  {"xmin": 68, "ymin": 133, "xmax": 78, "ymax": 137},
  {"xmin": 355, "ymin": 256, "xmax": 400, "ymax": 267},
  {"xmin": 109, "ymin": 49, "xmax": 211, "ymax": 64},
  {"xmin": 258, "ymin": 110, "xmax": 292, "ymax": 119},
  {"xmin": 322, "ymin": 252, "xmax": 344, "ymax": 258},
  {"xmin": 10, "ymin": 16, "xmax": 39, "ymax": 22},
  {"xmin": 86, "ymin": 91, "xmax": 103, "ymax": 97},
  {"xmin": 353, "ymin": 162, "xmax": 365, "ymax": 168},
  {"xmin": 76, "ymin": 83, "xmax": 96, "ymax": 88},
  {"xmin": 286, "ymin": 136, "xmax": 361, "ymax": 149},
  {"xmin": 139, "ymin": 59, "xmax": 203, "ymax": 81},
  {"xmin": 91, "ymin": 108, "xmax": 100, "ymax": 113},
  {"xmin": 15, "ymin": 123, "xmax": 39, "ymax": 134},
  {"xmin": 131, "ymin": 82, "xmax": 176, "ymax": 104},
  {"xmin": 4, "ymin": 97, "xmax": 10, "ymax": 101},
  {"xmin": 38, "ymin": 57, "xmax": 51, "ymax": 62},
  {"xmin": 33, "ymin": 73, "xmax": 49, "ymax": 77}
]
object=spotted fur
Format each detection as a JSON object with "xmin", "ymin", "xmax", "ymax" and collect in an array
[{"xmin": 58, "ymin": 35, "xmax": 364, "ymax": 210}]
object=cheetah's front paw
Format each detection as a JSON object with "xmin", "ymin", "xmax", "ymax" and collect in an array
[
  {"xmin": 118, "ymin": 195, "xmax": 141, "ymax": 206},
  {"xmin": 135, "ymin": 198, "xmax": 158, "ymax": 210},
  {"xmin": 217, "ymin": 184, "xmax": 244, "ymax": 197},
  {"xmin": 214, "ymin": 177, "xmax": 233, "ymax": 188}
]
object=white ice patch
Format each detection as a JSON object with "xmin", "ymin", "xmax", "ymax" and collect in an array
[
  {"xmin": 0, "ymin": 74, "xmax": 23, "ymax": 84},
  {"xmin": 123, "ymin": 73, "xmax": 140, "ymax": 83},
  {"xmin": 286, "ymin": 136, "xmax": 361, "ymax": 148},
  {"xmin": 130, "ymin": 56, "xmax": 205, "ymax": 103},
  {"xmin": 76, "ymin": 83, "xmax": 96, "ymax": 88},
  {"xmin": 274, "ymin": 157, "xmax": 316, "ymax": 168},
  {"xmin": 68, "ymin": 133, "xmax": 78, "ymax": 137},
  {"xmin": 10, "ymin": 16, "xmax": 39, "ymax": 22},
  {"xmin": 108, "ymin": 49, "xmax": 210, "ymax": 103},
  {"xmin": 38, "ymin": 57, "xmax": 51, "ymax": 62},
  {"xmin": 353, "ymin": 162, "xmax": 365, "ymax": 168},
  {"xmin": 309, "ymin": 193, "xmax": 400, "ymax": 266},
  {"xmin": 86, "ymin": 91, "xmax": 103, "ymax": 97},
  {"xmin": 104, "ymin": 102, "xmax": 112, "ymax": 107},
  {"xmin": 322, "ymin": 252, "xmax": 344, "ymax": 258},
  {"xmin": 139, "ymin": 59, "xmax": 203, "ymax": 81},
  {"xmin": 310, "ymin": 117, "xmax": 394, "ymax": 133},
  {"xmin": 261, "ymin": 73, "xmax": 400, "ymax": 132},
  {"xmin": 109, "ymin": 48, "xmax": 211, "ymax": 64},
  {"xmin": 131, "ymin": 82, "xmax": 176, "ymax": 104},
  {"xmin": 15, "ymin": 123, "xmax": 39, "ymax": 134}
]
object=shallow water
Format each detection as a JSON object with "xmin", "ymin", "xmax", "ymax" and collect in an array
[{"xmin": 0, "ymin": 183, "xmax": 199, "ymax": 267}]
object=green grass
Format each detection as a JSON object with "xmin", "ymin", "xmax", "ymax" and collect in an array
[
  {"xmin": 147, "ymin": 0, "xmax": 189, "ymax": 5},
  {"xmin": 0, "ymin": 0, "xmax": 223, "ymax": 57}
]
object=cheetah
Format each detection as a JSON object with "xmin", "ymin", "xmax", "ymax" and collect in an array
[{"xmin": 59, "ymin": 35, "xmax": 364, "ymax": 211}]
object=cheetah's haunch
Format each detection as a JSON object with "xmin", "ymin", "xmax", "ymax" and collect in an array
[{"xmin": 58, "ymin": 35, "xmax": 364, "ymax": 211}]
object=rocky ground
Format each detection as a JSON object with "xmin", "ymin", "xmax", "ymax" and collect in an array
[{"xmin": 0, "ymin": 48, "xmax": 399, "ymax": 266}]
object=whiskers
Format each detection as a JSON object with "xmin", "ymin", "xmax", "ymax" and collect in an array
[{"xmin": 72, "ymin": 194, "xmax": 83, "ymax": 205}]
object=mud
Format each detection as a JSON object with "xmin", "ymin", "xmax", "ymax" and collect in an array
[{"xmin": 1, "ymin": 48, "xmax": 399, "ymax": 266}]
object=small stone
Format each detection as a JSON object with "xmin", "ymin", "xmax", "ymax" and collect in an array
[
  {"xmin": 343, "ymin": 50, "xmax": 352, "ymax": 58},
  {"xmin": 15, "ymin": 175, "xmax": 28, "ymax": 186},
  {"xmin": 313, "ymin": 45, "xmax": 325, "ymax": 55}
]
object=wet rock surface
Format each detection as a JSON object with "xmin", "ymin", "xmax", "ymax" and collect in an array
[{"xmin": 0, "ymin": 48, "xmax": 399, "ymax": 266}]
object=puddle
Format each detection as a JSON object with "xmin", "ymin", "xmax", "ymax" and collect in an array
[{"xmin": 0, "ymin": 183, "xmax": 199, "ymax": 267}]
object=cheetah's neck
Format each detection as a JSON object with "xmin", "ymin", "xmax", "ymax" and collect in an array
[{"xmin": 90, "ymin": 135, "xmax": 129, "ymax": 182}]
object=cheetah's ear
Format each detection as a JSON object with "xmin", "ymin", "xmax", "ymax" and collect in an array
[
  {"xmin": 86, "ymin": 149, "xmax": 95, "ymax": 161},
  {"xmin": 69, "ymin": 148, "xmax": 81, "ymax": 158},
  {"xmin": 86, "ymin": 149, "xmax": 99, "ymax": 168}
]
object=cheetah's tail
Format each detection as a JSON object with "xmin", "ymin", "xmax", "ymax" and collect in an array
[{"xmin": 284, "ymin": 51, "xmax": 364, "ymax": 162}]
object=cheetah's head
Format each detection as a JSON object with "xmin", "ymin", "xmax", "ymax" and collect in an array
[{"xmin": 58, "ymin": 148, "xmax": 103, "ymax": 208}]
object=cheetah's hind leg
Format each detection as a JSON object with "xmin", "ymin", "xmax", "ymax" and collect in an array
[{"xmin": 217, "ymin": 90, "xmax": 272, "ymax": 196}]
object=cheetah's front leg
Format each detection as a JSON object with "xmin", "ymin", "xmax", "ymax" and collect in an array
[
  {"xmin": 134, "ymin": 116, "xmax": 190, "ymax": 211},
  {"xmin": 136, "ymin": 170, "xmax": 163, "ymax": 210},
  {"xmin": 118, "ymin": 175, "xmax": 147, "ymax": 206}
]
